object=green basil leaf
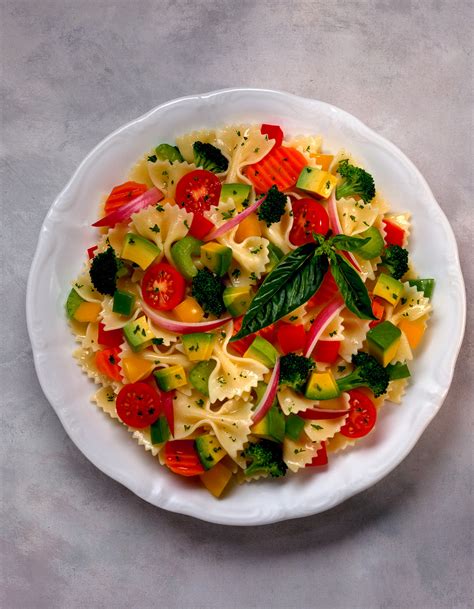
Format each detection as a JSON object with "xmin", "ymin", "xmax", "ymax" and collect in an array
[
  {"xmin": 232, "ymin": 245, "xmax": 328, "ymax": 340},
  {"xmin": 330, "ymin": 253, "xmax": 376, "ymax": 319},
  {"xmin": 330, "ymin": 235, "xmax": 371, "ymax": 252}
]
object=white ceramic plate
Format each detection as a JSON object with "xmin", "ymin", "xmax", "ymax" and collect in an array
[{"xmin": 27, "ymin": 89, "xmax": 466, "ymax": 525}]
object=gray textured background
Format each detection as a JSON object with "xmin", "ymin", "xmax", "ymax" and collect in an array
[{"xmin": 1, "ymin": 1, "xmax": 472, "ymax": 608}]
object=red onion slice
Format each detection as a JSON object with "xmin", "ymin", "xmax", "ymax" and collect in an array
[
  {"xmin": 203, "ymin": 193, "xmax": 267, "ymax": 242},
  {"xmin": 328, "ymin": 191, "xmax": 361, "ymax": 272},
  {"xmin": 252, "ymin": 358, "xmax": 280, "ymax": 424},
  {"xmin": 140, "ymin": 297, "xmax": 231, "ymax": 334},
  {"xmin": 304, "ymin": 296, "xmax": 345, "ymax": 358},
  {"xmin": 298, "ymin": 407, "xmax": 350, "ymax": 420},
  {"xmin": 93, "ymin": 187, "xmax": 164, "ymax": 227}
]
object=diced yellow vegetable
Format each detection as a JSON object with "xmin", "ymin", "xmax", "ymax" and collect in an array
[
  {"xmin": 200, "ymin": 462, "xmax": 233, "ymax": 498},
  {"xmin": 310, "ymin": 153, "xmax": 334, "ymax": 171},
  {"xmin": 398, "ymin": 318, "xmax": 426, "ymax": 350},
  {"xmin": 174, "ymin": 297, "xmax": 204, "ymax": 323},
  {"xmin": 121, "ymin": 355, "xmax": 155, "ymax": 383},
  {"xmin": 235, "ymin": 212, "xmax": 261, "ymax": 242},
  {"xmin": 73, "ymin": 302, "xmax": 102, "ymax": 323}
]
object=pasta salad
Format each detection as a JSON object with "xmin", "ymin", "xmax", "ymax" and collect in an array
[{"xmin": 66, "ymin": 123, "xmax": 433, "ymax": 497}]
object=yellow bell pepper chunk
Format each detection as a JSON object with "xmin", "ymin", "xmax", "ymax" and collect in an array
[
  {"xmin": 73, "ymin": 301, "xmax": 102, "ymax": 323},
  {"xmin": 398, "ymin": 318, "xmax": 426, "ymax": 350},
  {"xmin": 200, "ymin": 462, "xmax": 233, "ymax": 498},
  {"xmin": 174, "ymin": 297, "xmax": 204, "ymax": 323},
  {"xmin": 121, "ymin": 355, "xmax": 155, "ymax": 383},
  {"xmin": 235, "ymin": 212, "xmax": 261, "ymax": 243},
  {"xmin": 310, "ymin": 153, "xmax": 334, "ymax": 171}
]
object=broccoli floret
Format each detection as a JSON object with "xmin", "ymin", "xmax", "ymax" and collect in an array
[
  {"xmin": 89, "ymin": 247, "xmax": 118, "ymax": 295},
  {"xmin": 381, "ymin": 245, "xmax": 409, "ymax": 280},
  {"xmin": 279, "ymin": 353, "xmax": 315, "ymax": 391},
  {"xmin": 335, "ymin": 159, "xmax": 376, "ymax": 204},
  {"xmin": 191, "ymin": 268, "xmax": 225, "ymax": 317},
  {"xmin": 257, "ymin": 185, "xmax": 287, "ymax": 226},
  {"xmin": 243, "ymin": 440, "xmax": 287, "ymax": 478},
  {"xmin": 193, "ymin": 141, "xmax": 229, "ymax": 173},
  {"xmin": 336, "ymin": 352, "xmax": 389, "ymax": 397}
]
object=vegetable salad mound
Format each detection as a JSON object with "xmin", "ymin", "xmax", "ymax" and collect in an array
[{"xmin": 66, "ymin": 123, "xmax": 433, "ymax": 498}]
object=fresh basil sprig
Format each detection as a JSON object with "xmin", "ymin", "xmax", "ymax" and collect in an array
[
  {"xmin": 330, "ymin": 234, "xmax": 370, "ymax": 252},
  {"xmin": 231, "ymin": 234, "xmax": 375, "ymax": 341},
  {"xmin": 329, "ymin": 252, "xmax": 374, "ymax": 320}
]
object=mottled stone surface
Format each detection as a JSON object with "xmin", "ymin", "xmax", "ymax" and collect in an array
[{"xmin": 1, "ymin": 1, "xmax": 472, "ymax": 608}]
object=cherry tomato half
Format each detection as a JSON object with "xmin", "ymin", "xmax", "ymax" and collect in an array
[
  {"xmin": 175, "ymin": 169, "xmax": 221, "ymax": 216},
  {"xmin": 116, "ymin": 382, "xmax": 161, "ymax": 429},
  {"xmin": 164, "ymin": 440, "xmax": 205, "ymax": 477},
  {"xmin": 289, "ymin": 198, "xmax": 329, "ymax": 246},
  {"xmin": 95, "ymin": 347, "xmax": 122, "ymax": 382},
  {"xmin": 260, "ymin": 124, "xmax": 284, "ymax": 147},
  {"xmin": 142, "ymin": 262, "xmax": 186, "ymax": 311},
  {"xmin": 340, "ymin": 389, "xmax": 377, "ymax": 439}
]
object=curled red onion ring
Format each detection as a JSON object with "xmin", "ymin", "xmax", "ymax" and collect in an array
[
  {"xmin": 304, "ymin": 296, "xmax": 345, "ymax": 358},
  {"xmin": 252, "ymin": 358, "xmax": 280, "ymax": 424},
  {"xmin": 328, "ymin": 192, "xmax": 361, "ymax": 272}
]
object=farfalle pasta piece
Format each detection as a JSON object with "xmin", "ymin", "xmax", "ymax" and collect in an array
[
  {"xmin": 390, "ymin": 283, "xmax": 431, "ymax": 324},
  {"xmin": 386, "ymin": 378, "xmax": 409, "ymax": 404},
  {"xmin": 339, "ymin": 310, "xmax": 371, "ymax": 362},
  {"xmin": 173, "ymin": 390, "xmax": 254, "ymax": 463},
  {"xmin": 208, "ymin": 322, "xmax": 268, "ymax": 403},
  {"xmin": 80, "ymin": 321, "xmax": 100, "ymax": 352},
  {"xmin": 72, "ymin": 267, "xmax": 103, "ymax": 304},
  {"xmin": 147, "ymin": 159, "xmax": 197, "ymax": 198},
  {"xmin": 304, "ymin": 413, "xmax": 349, "ymax": 444},
  {"xmin": 132, "ymin": 202, "xmax": 193, "ymax": 265},
  {"xmin": 390, "ymin": 330, "xmax": 413, "ymax": 364},
  {"xmin": 208, "ymin": 200, "xmax": 270, "ymax": 280},
  {"xmin": 277, "ymin": 386, "xmax": 348, "ymax": 416},
  {"xmin": 337, "ymin": 197, "xmax": 379, "ymax": 236},
  {"xmin": 127, "ymin": 155, "xmax": 154, "ymax": 188},
  {"xmin": 216, "ymin": 124, "xmax": 274, "ymax": 183},
  {"xmin": 283, "ymin": 436, "xmax": 320, "ymax": 472},
  {"xmin": 176, "ymin": 129, "xmax": 217, "ymax": 164},
  {"xmin": 284, "ymin": 134, "xmax": 323, "ymax": 167},
  {"xmin": 326, "ymin": 433, "xmax": 356, "ymax": 453},
  {"xmin": 261, "ymin": 199, "xmax": 295, "ymax": 255},
  {"xmin": 92, "ymin": 385, "xmax": 120, "ymax": 419},
  {"xmin": 100, "ymin": 294, "xmax": 140, "ymax": 331}
]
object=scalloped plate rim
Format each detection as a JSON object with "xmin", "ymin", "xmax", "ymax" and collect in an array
[{"xmin": 26, "ymin": 88, "xmax": 466, "ymax": 525}]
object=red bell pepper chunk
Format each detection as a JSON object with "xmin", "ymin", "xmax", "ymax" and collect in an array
[
  {"xmin": 97, "ymin": 322, "xmax": 123, "ymax": 348},
  {"xmin": 383, "ymin": 219, "xmax": 405, "ymax": 247},
  {"xmin": 312, "ymin": 340, "xmax": 341, "ymax": 364},
  {"xmin": 369, "ymin": 298, "xmax": 385, "ymax": 329},
  {"xmin": 260, "ymin": 124, "xmax": 284, "ymax": 148},
  {"xmin": 277, "ymin": 323, "xmax": 307, "ymax": 354},
  {"xmin": 87, "ymin": 245, "xmax": 98, "ymax": 260},
  {"xmin": 189, "ymin": 213, "xmax": 214, "ymax": 240},
  {"xmin": 306, "ymin": 442, "xmax": 328, "ymax": 467},
  {"xmin": 160, "ymin": 389, "xmax": 176, "ymax": 436},
  {"xmin": 307, "ymin": 271, "xmax": 339, "ymax": 309}
]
